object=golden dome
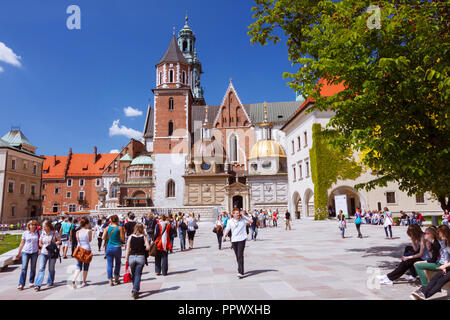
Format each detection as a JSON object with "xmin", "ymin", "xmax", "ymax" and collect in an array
[{"xmin": 249, "ymin": 140, "xmax": 287, "ymax": 160}]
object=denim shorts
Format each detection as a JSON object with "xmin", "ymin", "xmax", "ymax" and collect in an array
[{"xmin": 76, "ymin": 260, "xmax": 90, "ymax": 271}]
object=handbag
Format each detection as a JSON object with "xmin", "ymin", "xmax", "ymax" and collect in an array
[
  {"xmin": 149, "ymin": 224, "xmax": 167, "ymax": 257},
  {"xmin": 194, "ymin": 221, "xmax": 199, "ymax": 230},
  {"xmin": 46, "ymin": 233, "xmax": 61, "ymax": 263},
  {"xmin": 73, "ymin": 232, "xmax": 93, "ymax": 264},
  {"xmin": 123, "ymin": 262, "xmax": 131, "ymax": 283}
]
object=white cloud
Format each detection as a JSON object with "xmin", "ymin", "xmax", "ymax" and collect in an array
[
  {"xmin": 0, "ymin": 42, "xmax": 22, "ymax": 68},
  {"xmin": 0, "ymin": 66, "xmax": 3, "ymax": 73},
  {"xmin": 109, "ymin": 120, "xmax": 142, "ymax": 140},
  {"xmin": 109, "ymin": 149, "xmax": 120, "ymax": 153},
  {"xmin": 124, "ymin": 106, "xmax": 143, "ymax": 117}
]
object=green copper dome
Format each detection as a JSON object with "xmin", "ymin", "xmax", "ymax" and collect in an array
[
  {"xmin": 119, "ymin": 153, "xmax": 132, "ymax": 161},
  {"xmin": 130, "ymin": 155, "xmax": 153, "ymax": 166}
]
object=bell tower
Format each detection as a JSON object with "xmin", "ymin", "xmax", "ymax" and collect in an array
[
  {"xmin": 153, "ymin": 32, "xmax": 192, "ymax": 207},
  {"xmin": 177, "ymin": 14, "xmax": 204, "ymax": 101}
]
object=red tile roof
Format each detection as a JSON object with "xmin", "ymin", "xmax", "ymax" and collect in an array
[
  {"xmin": 66, "ymin": 153, "xmax": 118, "ymax": 177},
  {"xmin": 281, "ymin": 79, "xmax": 345, "ymax": 130},
  {"xmin": 42, "ymin": 156, "xmax": 69, "ymax": 179},
  {"xmin": 42, "ymin": 153, "xmax": 118, "ymax": 179}
]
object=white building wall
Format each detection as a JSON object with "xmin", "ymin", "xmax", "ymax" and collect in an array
[
  {"xmin": 284, "ymin": 108, "xmax": 443, "ymax": 218},
  {"xmin": 102, "ymin": 176, "xmax": 119, "ymax": 208},
  {"xmin": 153, "ymin": 153, "xmax": 186, "ymax": 207}
]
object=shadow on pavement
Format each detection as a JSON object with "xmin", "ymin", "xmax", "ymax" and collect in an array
[
  {"xmin": 168, "ymin": 268, "xmax": 197, "ymax": 276},
  {"xmin": 240, "ymin": 269, "xmax": 278, "ymax": 279},
  {"xmin": 139, "ymin": 285, "xmax": 180, "ymax": 298},
  {"xmin": 346, "ymin": 243, "xmax": 409, "ymax": 259}
]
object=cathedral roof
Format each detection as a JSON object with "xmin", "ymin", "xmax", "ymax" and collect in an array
[
  {"xmin": 143, "ymin": 106, "xmax": 154, "ymax": 138},
  {"xmin": 157, "ymin": 35, "xmax": 188, "ymax": 65}
]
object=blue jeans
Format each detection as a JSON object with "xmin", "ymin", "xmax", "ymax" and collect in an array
[
  {"xmin": 129, "ymin": 255, "xmax": 145, "ymax": 292},
  {"xmin": 179, "ymin": 230, "xmax": 186, "ymax": 250},
  {"xmin": 155, "ymin": 251, "xmax": 168, "ymax": 275},
  {"xmin": 250, "ymin": 227, "xmax": 258, "ymax": 240},
  {"xmin": 76, "ymin": 261, "xmax": 90, "ymax": 271},
  {"xmin": 106, "ymin": 246, "xmax": 122, "ymax": 279},
  {"xmin": 217, "ymin": 233, "xmax": 223, "ymax": 249},
  {"xmin": 35, "ymin": 253, "xmax": 56, "ymax": 287},
  {"xmin": 19, "ymin": 252, "xmax": 38, "ymax": 286}
]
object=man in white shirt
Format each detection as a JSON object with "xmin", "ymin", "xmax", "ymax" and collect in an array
[{"xmin": 223, "ymin": 208, "xmax": 253, "ymax": 278}]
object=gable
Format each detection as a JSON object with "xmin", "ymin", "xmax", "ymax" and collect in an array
[{"xmin": 213, "ymin": 82, "xmax": 252, "ymax": 128}]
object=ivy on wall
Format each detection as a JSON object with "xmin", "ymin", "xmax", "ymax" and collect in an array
[{"xmin": 309, "ymin": 123, "xmax": 363, "ymax": 220}]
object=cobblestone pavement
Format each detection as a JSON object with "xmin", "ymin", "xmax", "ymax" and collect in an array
[{"xmin": 0, "ymin": 218, "xmax": 448, "ymax": 300}]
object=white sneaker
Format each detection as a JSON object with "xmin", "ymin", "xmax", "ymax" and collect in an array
[
  {"xmin": 376, "ymin": 274, "xmax": 387, "ymax": 280},
  {"xmin": 405, "ymin": 275, "xmax": 416, "ymax": 281},
  {"xmin": 380, "ymin": 278, "xmax": 393, "ymax": 285}
]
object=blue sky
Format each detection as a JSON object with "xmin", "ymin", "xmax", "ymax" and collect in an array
[{"xmin": 0, "ymin": 0, "xmax": 297, "ymax": 156}]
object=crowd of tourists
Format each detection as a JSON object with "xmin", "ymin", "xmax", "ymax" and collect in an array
[{"xmin": 14, "ymin": 211, "xmax": 200, "ymax": 299}]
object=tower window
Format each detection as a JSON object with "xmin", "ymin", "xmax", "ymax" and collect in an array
[
  {"xmin": 169, "ymin": 98, "xmax": 174, "ymax": 110},
  {"xmin": 183, "ymin": 41, "xmax": 188, "ymax": 52},
  {"xmin": 169, "ymin": 70, "xmax": 174, "ymax": 83},
  {"xmin": 230, "ymin": 134, "xmax": 238, "ymax": 162},
  {"xmin": 182, "ymin": 71, "xmax": 186, "ymax": 84},
  {"xmin": 159, "ymin": 72, "xmax": 162, "ymax": 85},
  {"xmin": 166, "ymin": 179, "xmax": 175, "ymax": 198},
  {"xmin": 168, "ymin": 121, "xmax": 174, "ymax": 136}
]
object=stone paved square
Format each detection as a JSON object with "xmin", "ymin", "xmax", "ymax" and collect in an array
[{"xmin": 0, "ymin": 218, "xmax": 449, "ymax": 300}]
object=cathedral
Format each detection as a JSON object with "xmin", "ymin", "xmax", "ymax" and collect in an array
[{"xmin": 141, "ymin": 16, "xmax": 302, "ymax": 213}]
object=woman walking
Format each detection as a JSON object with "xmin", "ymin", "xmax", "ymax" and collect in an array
[
  {"xmin": 34, "ymin": 220, "xmax": 61, "ymax": 291},
  {"xmin": 16, "ymin": 220, "xmax": 40, "ymax": 290},
  {"xmin": 72, "ymin": 217, "xmax": 93, "ymax": 288},
  {"xmin": 383, "ymin": 207, "xmax": 394, "ymax": 239},
  {"xmin": 153, "ymin": 215, "xmax": 172, "ymax": 276},
  {"xmin": 102, "ymin": 215, "xmax": 125, "ymax": 286},
  {"xmin": 354, "ymin": 209, "xmax": 363, "ymax": 238},
  {"xmin": 186, "ymin": 213, "xmax": 198, "ymax": 249},
  {"xmin": 222, "ymin": 208, "xmax": 253, "ymax": 278},
  {"xmin": 169, "ymin": 216, "xmax": 178, "ymax": 253},
  {"xmin": 177, "ymin": 213, "xmax": 187, "ymax": 251},
  {"xmin": 337, "ymin": 210, "xmax": 346, "ymax": 239},
  {"xmin": 214, "ymin": 215, "xmax": 224, "ymax": 250},
  {"xmin": 126, "ymin": 223, "xmax": 150, "ymax": 299},
  {"xmin": 95, "ymin": 218, "xmax": 105, "ymax": 251}
]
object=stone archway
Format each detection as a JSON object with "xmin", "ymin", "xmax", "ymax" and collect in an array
[
  {"xmin": 304, "ymin": 189, "xmax": 314, "ymax": 217},
  {"xmin": 292, "ymin": 191, "xmax": 302, "ymax": 219},
  {"xmin": 328, "ymin": 185, "xmax": 366, "ymax": 217}
]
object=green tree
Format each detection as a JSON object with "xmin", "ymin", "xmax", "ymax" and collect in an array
[{"xmin": 248, "ymin": 0, "xmax": 450, "ymax": 210}]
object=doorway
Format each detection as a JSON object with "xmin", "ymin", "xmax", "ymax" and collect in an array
[{"xmin": 232, "ymin": 195, "xmax": 243, "ymax": 210}]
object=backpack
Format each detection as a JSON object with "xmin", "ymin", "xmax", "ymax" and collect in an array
[{"xmin": 54, "ymin": 222, "xmax": 62, "ymax": 233}]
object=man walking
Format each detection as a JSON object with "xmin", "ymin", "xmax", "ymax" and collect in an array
[
  {"xmin": 285, "ymin": 210, "xmax": 291, "ymax": 230},
  {"xmin": 223, "ymin": 208, "xmax": 253, "ymax": 278}
]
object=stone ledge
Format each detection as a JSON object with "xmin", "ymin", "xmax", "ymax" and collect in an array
[{"xmin": 0, "ymin": 248, "xmax": 20, "ymax": 271}]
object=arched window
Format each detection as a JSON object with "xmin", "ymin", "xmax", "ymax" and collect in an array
[
  {"xmin": 230, "ymin": 134, "xmax": 238, "ymax": 162},
  {"xmin": 110, "ymin": 183, "xmax": 119, "ymax": 198},
  {"xmin": 166, "ymin": 180, "xmax": 175, "ymax": 198},
  {"xmin": 169, "ymin": 97, "xmax": 174, "ymax": 110},
  {"xmin": 182, "ymin": 71, "xmax": 186, "ymax": 84},
  {"xmin": 168, "ymin": 121, "xmax": 174, "ymax": 136},
  {"xmin": 183, "ymin": 41, "xmax": 188, "ymax": 52},
  {"xmin": 169, "ymin": 70, "xmax": 174, "ymax": 83}
]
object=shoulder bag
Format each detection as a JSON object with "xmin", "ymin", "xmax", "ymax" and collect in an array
[
  {"xmin": 104, "ymin": 226, "xmax": 118, "ymax": 249},
  {"xmin": 73, "ymin": 231, "xmax": 93, "ymax": 264},
  {"xmin": 149, "ymin": 224, "xmax": 167, "ymax": 257}
]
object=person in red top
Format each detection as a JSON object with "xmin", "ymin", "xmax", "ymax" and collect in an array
[
  {"xmin": 153, "ymin": 215, "xmax": 172, "ymax": 276},
  {"xmin": 273, "ymin": 211, "xmax": 278, "ymax": 227}
]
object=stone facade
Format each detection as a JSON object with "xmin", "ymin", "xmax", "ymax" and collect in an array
[{"xmin": 0, "ymin": 130, "xmax": 44, "ymax": 224}]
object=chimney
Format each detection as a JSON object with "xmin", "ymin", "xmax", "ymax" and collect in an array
[
  {"xmin": 69, "ymin": 148, "xmax": 72, "ymax": 156},
  {"xmin": 53, "ymin": 155, "xmax": 56, "ymax": 167},
  {"xmin": 94, "ymin": 146, "xmax": 98, "ymax": 164}
]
